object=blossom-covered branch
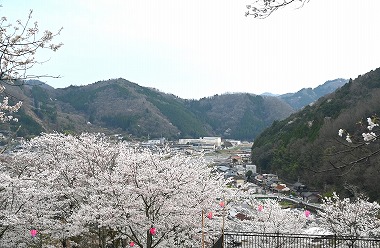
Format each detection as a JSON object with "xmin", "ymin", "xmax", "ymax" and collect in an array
[
  {"xmin": 245, "ymin": 0, "xmax": 310, "ymax": 18},
  {"xmin": 314, "ymin": 116, "xmax": 380, "ymax": 174},
  {"xmin": 0, "ymin": 8, "xmax": 62, "ymax": 124},
  {"xmin": 0, "ymin": 10, "xmax": 63, "ymax": 84}
]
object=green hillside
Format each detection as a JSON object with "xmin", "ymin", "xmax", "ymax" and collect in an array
[
  {"xmin": 3, "ymin": 79, "xmax": 296, "ymax": 141},
  {"xmin": 251, "ymin": 67, "xmax": 380, "ymax": 201}
]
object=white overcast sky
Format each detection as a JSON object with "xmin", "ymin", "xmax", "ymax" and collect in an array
[{"xmin": 2, "ymin": 0, "xmax": 380, "ymax": 99}]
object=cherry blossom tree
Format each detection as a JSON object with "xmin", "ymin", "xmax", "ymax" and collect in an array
[
  {"xmin": 218, "ymin": 186, "xmax": 311, "ymax": 247},
  {"xmin": 0, "ymin": 133, "xmax": 92, "ymax": 247},
  {"xmin": 75, "ymin": 143, "xmax": 224, "ymax": 248},
  {"xmin": 0, "ymin": 157, "xmax": 38, "ymax": 247},
  {"xmin": 221, "ymin": 185, "xmax": 310, "ymax": 234},
  {"xmin": 7, "ymin": 132, "xmax": 128, "ymax": 247},
  {"xmin": 1, "ymin": 132, "xmax": 224, "ymax": 247},
  {"xmin": 317, "ymin": 192, "xmax": 380, "ymax": 246},
  {"xmin": 245, "ymin": 0, "xmax": 310, "ymax": 18}
]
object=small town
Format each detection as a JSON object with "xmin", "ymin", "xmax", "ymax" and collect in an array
[{"xmin": 145, "ymin": 136, "xmax": 322, "ymax": 205}]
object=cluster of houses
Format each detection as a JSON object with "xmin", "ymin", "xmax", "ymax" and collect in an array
[{"xmin": 215, "ymin": 155, "xmax": 322, "ymax": 204}]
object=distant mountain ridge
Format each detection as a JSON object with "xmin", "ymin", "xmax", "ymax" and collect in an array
[
  {"xmin": 277, "ymin": 78, "xmax": 348, "ymax": 110},
  {"xmin": 1, "ymin": 77, "xmax": 346, "ymax": 141}
]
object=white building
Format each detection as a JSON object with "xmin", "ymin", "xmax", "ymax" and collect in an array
[
  {"xmin": 200, "ymin": 137, "xmax": 222, "ymax": 147},
  {"xmin": 178, "ymin": 137, "xmax": 222, "ymax": 149}
]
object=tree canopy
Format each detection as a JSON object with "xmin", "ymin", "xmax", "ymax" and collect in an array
[{"xmin": 0, "ymin": 133, "xmax": 223, "ymax": 247}]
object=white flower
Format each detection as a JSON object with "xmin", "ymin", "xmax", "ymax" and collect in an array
[
  {"xmin": 346, "ymin": 134, "xmax": 352, "ymax": 143},
  {"xmin": 362, "ymin": 132, "xmax": 376, "ymax": 142},
  {"xmin": 367, "ymin": 117, "xmax": 379, "ymax": 131},
  {"xmin": 338, "ymin": 129, "xmax": 344, "ymax": 137}
]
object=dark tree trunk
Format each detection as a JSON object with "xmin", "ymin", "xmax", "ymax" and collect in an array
[{"xmin": 146, "ymin": 230, "xmax": 153, "ymax": 248}]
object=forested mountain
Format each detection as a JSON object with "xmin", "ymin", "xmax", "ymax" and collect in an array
[
  {"xmin": 1, "ymin": 79, "xmax": 295, "ymax": 141},
  {"xmin": 1, "ymin": 76, "xmax": 346, "ymax": 142},
  {"xmin": 251, "ymin": 67, "xmax": 380, "ymax": 201},
  {"xmin": 185, "ymin": 93, "xmax": 294, "ymax": 140}
]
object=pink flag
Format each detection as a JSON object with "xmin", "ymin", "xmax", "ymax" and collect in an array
[
  {"xmin": 149, "ymin": 227, "xmax": 157, "ymax": 236},
  {"xmin": 305, "ymin": 210, "xmax": 311, "ymax": 218},
  {"xmin": 30, "ymin": 229, "xmax": 37, "ymax": 238},
  {"xmin": 207, "ymin": 211, "xmax": 213, "ymax": 219}
]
